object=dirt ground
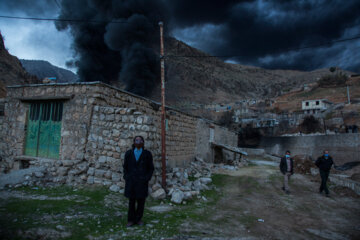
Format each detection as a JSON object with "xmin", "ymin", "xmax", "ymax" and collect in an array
[
  {"xmin": 0, "ymin": 164, "xmax": 359, "ymax": 240},
  {"xmin": 180, "ymin": 165, "xmax": 360, "ymax": 240}
]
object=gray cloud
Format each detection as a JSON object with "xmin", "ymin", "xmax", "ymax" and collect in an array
[
  {"xmin": 0, "ymin": 0, "xmax": 73, "ymax": 71},
  {"xmin": 170, "ymin": 0, "xmax": 360, "ymax": 72}
]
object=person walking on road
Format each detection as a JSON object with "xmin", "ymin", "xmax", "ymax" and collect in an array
[
  {"xmin": 123, "ymin": 136, "xmax": 154, "ymax": 227},
  {"xmin": 315, "ymin": 150, "xmax": 334, "ymax": 197},
  {"xmin": 280, "ymin": 150, "xmax": 294, "ymax": 194}
]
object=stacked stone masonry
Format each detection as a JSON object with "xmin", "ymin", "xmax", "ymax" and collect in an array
[{"xmin": 0, "ymin": 82, "xmax": 237, "ymax": 187}]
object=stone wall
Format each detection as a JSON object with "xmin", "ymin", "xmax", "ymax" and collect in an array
[
  {"xmin": 0, "ymin": 82, "xmax": 234, "ymax": 187},
  {"xmin": 0, "ymin": 91, "xmax": 28, "ymax": 169},
  {"xmin": 195, "ymin": 119, "xmax": 239, "ymax": 163},
  {"xmin": 259, "ymin": 134, "xmax": 360, "ymax": 165}
]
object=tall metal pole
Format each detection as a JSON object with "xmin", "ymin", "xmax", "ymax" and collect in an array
[
  {"xmin": 347, "ymin": 85, "xmax": 351, "ymax": 104},
  {"xmin": 159, "ymin": 21, "xmax": 167, "ymax": 189}
]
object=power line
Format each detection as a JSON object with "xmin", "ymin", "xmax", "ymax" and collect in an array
[
  {"xmin": 0, "ymin": 15, "xmax": 128, "ymax": 24},
  {"xmin": 166, "ymin": 34, "xmax": 360, "ymax": 59}
]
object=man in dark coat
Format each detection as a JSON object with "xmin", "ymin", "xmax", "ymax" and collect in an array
[
  {"xmin": 315, "ymin": 150, "xmax": 334, "ymax": 197},
  {"xmin": 123, "ymin": 136, "xmax": 154, "ymax": 227},
  {"xmin": 280, "ymin": 150, "xmax": 294, "ymax": 194}
]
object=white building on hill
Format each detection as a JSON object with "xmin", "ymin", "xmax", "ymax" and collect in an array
[{"xmin": 302, "ymin": 99, "xmax": 332, "ymax": 114}]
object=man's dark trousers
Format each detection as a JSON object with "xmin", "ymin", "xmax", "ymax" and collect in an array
[
  {"xmin": 319, "ymin": 170, "xmax": 330, "ymax": 194},
  {"xmin": 128, "ymin": 198, "xmax": 145, "ymax": 223}
]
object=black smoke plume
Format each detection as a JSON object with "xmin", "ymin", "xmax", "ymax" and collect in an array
[
  {"xmin": 55, "ymin": 0, "xmax": 360, "ymax": 91},
  {"xmin": 56, "ymin": 0, "xmax": 166, "ymax": 96}
]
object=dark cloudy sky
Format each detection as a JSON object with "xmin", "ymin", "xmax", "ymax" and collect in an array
[{"xmin": 0, "ymin": 0, "xmax": 359, "ymax": 74}]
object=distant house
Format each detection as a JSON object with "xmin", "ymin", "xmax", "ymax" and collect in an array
[{"xmin": 302, "ymin": 99, "xmax": 332, "ymax": 114}]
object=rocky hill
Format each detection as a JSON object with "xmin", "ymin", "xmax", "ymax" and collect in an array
[
  {"xmin": 149, "ymin": 37, "xmax": 354, "ymax": 107},
  {"xmin": 1, "ymin": 34, "xmax": 355, "ymax": 106},
  {"xmin": 0, "ymin": 34, "xmax": 38, "ymax": 98},
  {"xmin": 20, "ymin": 60, "xmax": 78, "ymax": 83}
]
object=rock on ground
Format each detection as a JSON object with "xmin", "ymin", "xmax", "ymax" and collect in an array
[
  {"xmin": 151, "ymin": 188, "xmax": 166, "ymax": 200},
  {"xmin": 171, "ymin": 190, "xmax": 184, "ymax": 204}
]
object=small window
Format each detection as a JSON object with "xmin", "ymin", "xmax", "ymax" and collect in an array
[
  {"xmin": 316, "ymin": 101, "xmax": 319, "ymax": 105},
  {"xmin": 305, "ymin": 102, "xmax": 309, "ymax": 106}
]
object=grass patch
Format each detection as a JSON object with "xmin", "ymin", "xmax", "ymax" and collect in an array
[
  {"xmin": 0, "ymin": 176, "xmax": 225, "ymax": 240},
  {"xmin": 269, "ymin": 174, "xmax": 282, "ymax": 183},
  {"xmin": 236, "ymin": 176, "xmax": 262, "ymax": 194},
  {"xmin": 188, "ymin": 176, "xmax": 197, "ymax": 182},
  {"xmin": 237, "ymin": 215, "xmax": 258, "ymax": 228}
]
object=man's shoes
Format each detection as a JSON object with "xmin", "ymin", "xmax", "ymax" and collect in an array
[
  {"xmin": 126, "ymin": 222, "xmax": 134, "ymax": 227},
  {"xmin": 282, "ymin": 187, "xmax": 285, "ymax": 191},
  {"xmin": 137, "ymin": 220, "xmax": 144, "ymax": 226}
]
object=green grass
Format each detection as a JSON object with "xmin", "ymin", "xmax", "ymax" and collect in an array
[
  {"xmin": 0, "ymin": 175, "xmax": 225, "ymax": 240},
  {"xmin": 237, "ymin": 215, "xmax": 258, "ymax": 228}
]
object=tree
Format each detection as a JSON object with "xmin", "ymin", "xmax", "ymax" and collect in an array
[
  {"xmin": 218, "ymin": 110, "xmax": 234, "ymax": 127},
  {"xmin": 300, "ymin": 116, "xmax": 321, "ymax": 133}
]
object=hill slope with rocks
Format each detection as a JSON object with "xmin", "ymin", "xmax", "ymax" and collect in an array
[
  {"xmin": 149, "ymin": 38, "xmax": 354, "ymax": 106},
  {"xmin": 20, "ymin": 60, "xmax": 78, "ymax": 83},
  {"xmin": 0, "ymin": 34, "xmax": 38, "ymax": 98}
]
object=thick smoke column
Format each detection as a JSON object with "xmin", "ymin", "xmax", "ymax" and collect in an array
[{"xmin": 56, "ymin": 0, "xmax": 166, "ymax": 96}]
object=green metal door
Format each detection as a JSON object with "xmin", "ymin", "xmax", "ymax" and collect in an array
[{"xmin": 25, "ymin": 102, "xmax": 63, "ymax": 159}]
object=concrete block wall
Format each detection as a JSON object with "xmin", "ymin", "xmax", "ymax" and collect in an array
[{"xmin": 260, "ymin": 134, "xmax": 360, "ymax": 165}]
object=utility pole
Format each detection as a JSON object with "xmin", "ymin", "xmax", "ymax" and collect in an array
[
  {"xmin": 159, "ymin": 21, "xmax": 167, "ymax": 190},
  {"xmin": 347, "ymin": 85, "xmax": 351, "ymax": 104}
]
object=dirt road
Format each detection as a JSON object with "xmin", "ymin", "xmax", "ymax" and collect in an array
[{"xmin": 180, "ymin": 165, "xmax": 360, "ymax": 240}]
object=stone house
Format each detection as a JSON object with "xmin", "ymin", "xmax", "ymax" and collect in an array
[{"xmin": 0, "ymin": 82, "xmax": 238, "ymax": 186}]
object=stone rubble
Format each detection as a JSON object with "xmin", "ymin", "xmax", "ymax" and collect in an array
[{"xmin": 1, "ymin": 155, "xmax": 244, "ymax": 204}]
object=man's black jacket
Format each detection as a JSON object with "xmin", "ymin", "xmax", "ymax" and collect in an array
[
  {"xmin": 123, "ymin": 148, "xmax": 154, "ymax": 199},
  {"xmin": 315, "ymin": 155, "xmax": 333, "ymax": 172},
  {"xmin": 280, "ymin": 157, "xmax": 294, "ymax": 175}
]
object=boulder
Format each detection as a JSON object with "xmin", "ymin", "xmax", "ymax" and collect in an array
[
  {"xmin": 171, "ymin": 190, "xmax": 184, "ymax": 204},
  {"xmin": 34, "ymin": 171, "xmax": 45, "ymax": 178},
  {"xmin": 150, "ymin": 188, "xmax": 166, "ymax": 200},
  {"xmin": 152, "ymin": 183, "xmax": 162, "ymax": 191},
  {"xmin": 109, "ymin": 184, "xmax": 120, "ymax": 192},
  {"xmin": 200, "ymin": 177, "xmax": 212, "ymax": 185},
  {"xmin": 183, "ymin": 191, "xmax": 193, "ymax": 200}
]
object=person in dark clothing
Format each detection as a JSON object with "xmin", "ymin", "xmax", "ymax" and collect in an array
[
  {"xmin": 123, "ymin": 136, "xmax": 154, "ymax": 227},
  {"xmin": 315, "ymin": 150, "xmax": 334, "ymax": 197},
  {"xmin": 279, "ymin": 150, "xmax": 294, "ymax": 194}
]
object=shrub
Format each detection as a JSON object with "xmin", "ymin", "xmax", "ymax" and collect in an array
[
  {"xmin": 300, "ymin": 115, "xmax": 322, "ymax": 133},
  {"xmin": 318, "ymin": 73, "xmax": 348, "ymax": 87}
]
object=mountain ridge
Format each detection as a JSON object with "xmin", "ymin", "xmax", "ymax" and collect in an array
[{"xmin": 20, "ymin": 59, "xmax": 78, "ymax": 83}]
